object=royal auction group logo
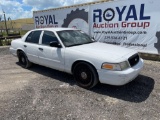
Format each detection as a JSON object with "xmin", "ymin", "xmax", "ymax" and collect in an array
[
  {"xmin": 103, "ymin": 8, "xmax": 115, "ymax": 21},
  {"xmin": 92, "ymin": 4, "xmax": 151, "ymax": 29}
]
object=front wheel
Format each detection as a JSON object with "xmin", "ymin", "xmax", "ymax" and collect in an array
[
  {"xmin": 18, "ymin": 51, "xmax": 32, "ymax": 68},
  {"xmin": 73, "ymin": 62, "xmax": 99, "ymax": 89}
]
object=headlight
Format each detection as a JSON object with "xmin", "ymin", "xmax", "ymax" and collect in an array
[
  {"xmin": 119, "ymin": 61, "xmax": 130, "ymax": 70},
  {"xmin": 102, "ymin": 61, "xmax": 129, "ymax": 71}
]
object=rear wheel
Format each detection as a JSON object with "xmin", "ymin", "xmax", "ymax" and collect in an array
[
  {"xmin": 73, "ymin": 62, "xmax": 99, "ymax": 89},
  {"xmin": 18, "ymin": 51, "xmax": 32, "ymax": 68}
]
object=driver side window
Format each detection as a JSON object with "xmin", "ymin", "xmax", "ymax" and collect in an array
[{"xmin": 42, "ymin": 31, "xmax": 58, "ymax": 46}]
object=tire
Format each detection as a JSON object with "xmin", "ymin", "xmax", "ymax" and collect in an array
[
  {"xmin": 18, "ymin": 51, "xmax": 32, "ymax": 68},
  {"xmin": 73, "ymin": 62, "xmax": 99, "ymax": 89}
]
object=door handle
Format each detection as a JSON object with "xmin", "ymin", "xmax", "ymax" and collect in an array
[
  {"xmin": 24, "ymin": 45, "xmax": 27, "ymax": 47},
  {"xmin": 39, "ymin": 48, "xmax": 43, "ymax": 51}
]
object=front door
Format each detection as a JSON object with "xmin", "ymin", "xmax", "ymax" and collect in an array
[{"xmin": 38, "ymin": 31, "xmax": 65, "ymax": 71}]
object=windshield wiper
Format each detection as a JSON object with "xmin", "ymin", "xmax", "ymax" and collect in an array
[
  {"xmin": 83, "ymin": 41, "xmax": 95, "ymax": 44},
  {"xmin": 67, "ymin": 41, "xmax": 96, "ymax": 47},
  {"xmin": 67, "ymin": 43, "xmax": 83, "ymax": 47}
]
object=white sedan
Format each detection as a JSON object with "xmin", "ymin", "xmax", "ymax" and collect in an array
[{"xmin": 10, "ymin": 28, "xmax": 144, "ymax": 89}]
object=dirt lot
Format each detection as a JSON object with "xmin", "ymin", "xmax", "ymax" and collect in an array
[{"xmin": 0, "ymin": 46, "xmax": 160, "ymax": 120}]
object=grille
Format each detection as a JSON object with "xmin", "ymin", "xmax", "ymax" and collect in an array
[{"xmin": 128, "ymin": 54, "xmax": 140, "ymax": 67}]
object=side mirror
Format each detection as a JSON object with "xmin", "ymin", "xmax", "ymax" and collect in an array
[{"xmin": 49, "ymin": 41, "xmax": 62, "ymax": 48}]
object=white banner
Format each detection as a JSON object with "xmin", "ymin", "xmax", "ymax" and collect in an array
[
  {"xmin": 89, "ymin": 0, "xmax": 160, "ymax": 54},
  {"xmin": 33, "ymin": 6, "xmax": 89, "ymax": 34}
]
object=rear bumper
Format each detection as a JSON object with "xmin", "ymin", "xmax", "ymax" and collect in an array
[
  {"xmin": 97, "ymin": 58, "xmax": 144, "ymax": 85},
  {"xmin": 9, "ymin": 47, "xmax": 17, "ymax": 57}
]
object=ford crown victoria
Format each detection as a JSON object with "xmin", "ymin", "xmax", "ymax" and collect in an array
[{"xmin": 10, "ymin": 28, "xmax": 144, "ymax": 89}]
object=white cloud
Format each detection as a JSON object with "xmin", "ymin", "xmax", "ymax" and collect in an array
[
  {"xmin": 23, "ymin": 0, "xmax": 63, "ymax": 9},
  {"xmin": 0, "ymin": 0, "xmax": 33, "ymax": 20},
  {"xmin": 22, "ymin": 0, "xmax": 99, "ymax": 10},
  {"xmin": 61, "ymin": 0, "xmax": 98, "ymax": 6},
  {"xmin": 0, "ymin": 0, "xmax": 99, "ymax": 20}
]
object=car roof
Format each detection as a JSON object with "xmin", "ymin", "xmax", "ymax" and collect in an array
[{"xmin": 32, "ymin": 27, "xmax": 78, "ymax": 32}]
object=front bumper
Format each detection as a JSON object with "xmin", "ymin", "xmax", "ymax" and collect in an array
[{"xmin": 97, "ymin": 58, "xmax": 144, "ymax": 85}]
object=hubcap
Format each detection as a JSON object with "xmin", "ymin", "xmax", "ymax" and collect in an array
[
  {"xmin": 21, "ymin": 57, "xmax": 25, "ymax": 63},
  {"xmin": 81, "ymin": 72, "xmax": 87, "ymax": 80}
]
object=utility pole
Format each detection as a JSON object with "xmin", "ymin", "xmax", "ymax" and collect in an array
[
  {"xmin": 8, "ymin": 17, "xmax": 13, "ymax": 29},
  {"xmin": 0, "ymin": 16, "xmax": 2, "ymax": 33},
  {"xmin": 3, "ymin": 11, "xmax": 8, "ymax": 36}
]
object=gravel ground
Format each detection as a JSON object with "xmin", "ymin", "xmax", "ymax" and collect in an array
[{"xmin": 0, "ymin": 46, "xmax": 160, "ymax": 120}]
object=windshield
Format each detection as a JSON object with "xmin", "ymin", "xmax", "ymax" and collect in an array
[{"xmin": 57, "ymin": 30, "xmax": 94, "ymax": 47}]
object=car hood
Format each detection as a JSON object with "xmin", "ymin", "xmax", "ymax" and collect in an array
[{"xmin": 67, "ymin": 42, "xmax": 137, "ymax": 62}]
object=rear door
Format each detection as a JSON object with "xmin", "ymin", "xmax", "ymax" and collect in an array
[
  {"xmin": 24, "ymin": 30, "xmax": 42, "ymax": 64},
  {"xmin": 38, "ymin": 31, "xmax": 65, "ymax": 71}
]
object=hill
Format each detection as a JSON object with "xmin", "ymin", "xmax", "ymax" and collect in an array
[{"xmin": 0, "ymin": 18, "xmax": 34, "ymax": 31}]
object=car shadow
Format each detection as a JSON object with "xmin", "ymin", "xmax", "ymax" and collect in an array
[
  {"xmin": 17, "ymin": 63, "xmax": 155, "ymax": 103},
  {"xmin": 91, "ymin": 75, "xmax": 155, "ymax": 103},
  {"xmin": 16, "ymin": 63, "xmax": 76, "ymax": 86}
]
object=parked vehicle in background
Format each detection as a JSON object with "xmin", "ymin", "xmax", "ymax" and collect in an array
[{"xmin": 10, "ymin": 28, "xmax": 144, "ymax": 89}]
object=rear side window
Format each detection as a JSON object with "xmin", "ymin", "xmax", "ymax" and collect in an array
[
  {"xmin": 42, "ymin": 31, "xmax": 58, "ymax": 45},
  {"xmin": 25, "ymin": 31, "xmax": 41, "ymax": 44}
]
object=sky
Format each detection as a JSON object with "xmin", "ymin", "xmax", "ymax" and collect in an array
[{"xmin": 0, "ymin": 0, "xmax": 102, "ymax": 20}]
